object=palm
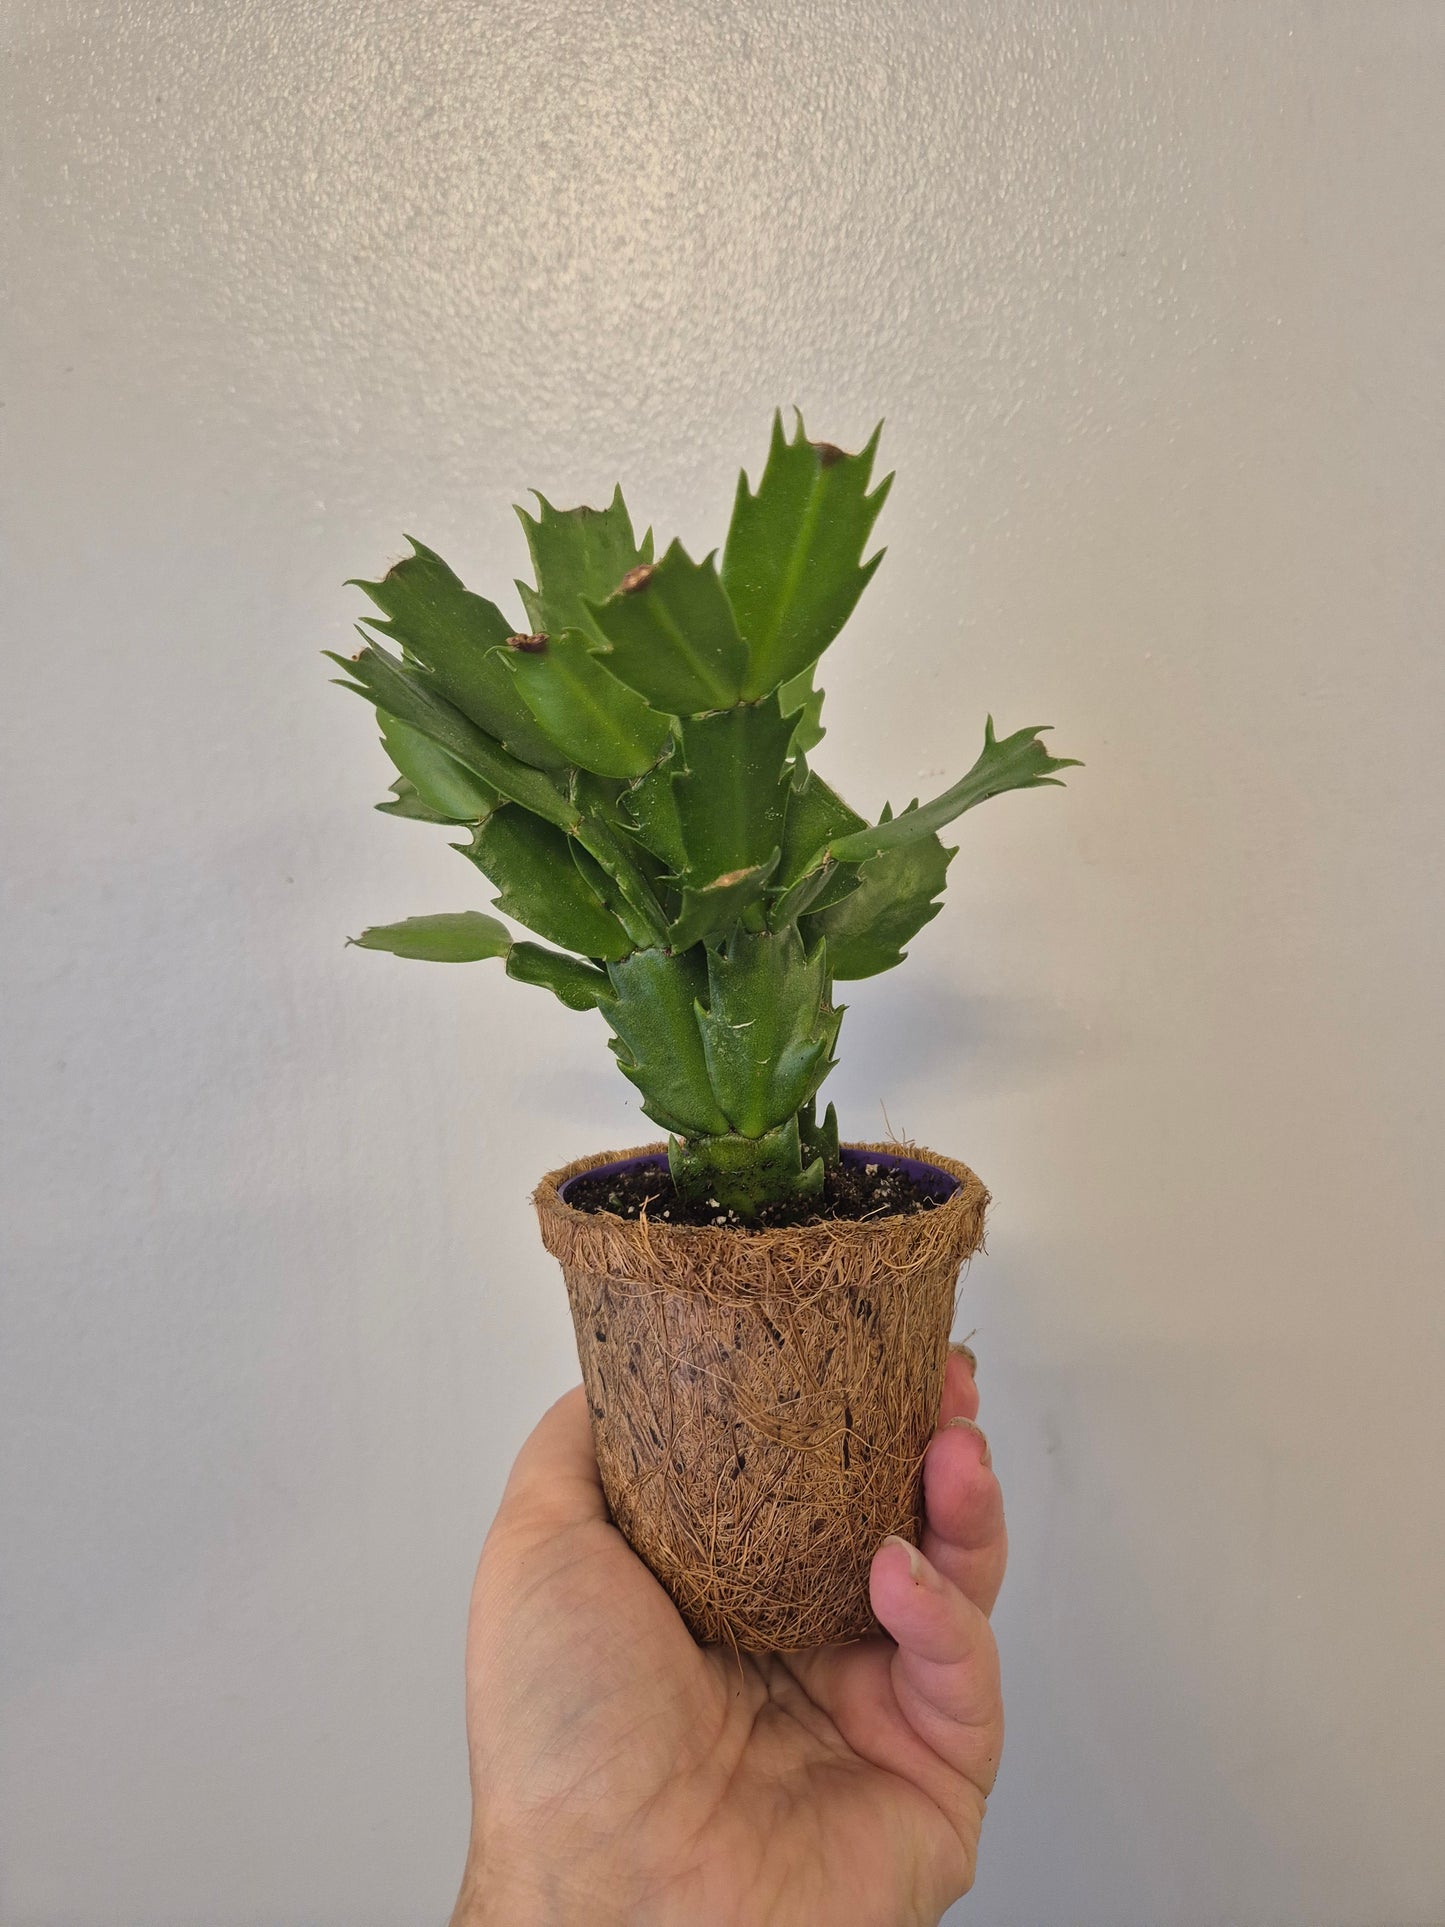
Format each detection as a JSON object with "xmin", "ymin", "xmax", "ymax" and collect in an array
[{"xmin": 458, "ymin": 1353, "xmax": 1005, "ymax": 1927}]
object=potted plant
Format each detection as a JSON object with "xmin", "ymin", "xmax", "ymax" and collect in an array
[{"xmin": 331, "ymin": 412, "xmax": 1076, "ymax": 1650}]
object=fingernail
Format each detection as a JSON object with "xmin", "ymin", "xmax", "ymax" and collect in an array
[
  {"xmin": 949, "ymin": 1341, "xmax": 978, "ymax": 1376},
  {"xmin": 945, "ymin": 1416, "xmax": 992, "ymax": 1467},
  {"xmin": 882, "ymin": 1534, "xmax": 943, "ymax": 1590}
]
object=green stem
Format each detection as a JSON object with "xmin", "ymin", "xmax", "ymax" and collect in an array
[{"xmin": 668, "ymin": 1114, "xmax": 832, "ymax": 1218}]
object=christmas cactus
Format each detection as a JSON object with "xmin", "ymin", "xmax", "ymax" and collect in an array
[{"xmin": 332, "ymin": 413, "xmax": 1077, "ymax": 1217}]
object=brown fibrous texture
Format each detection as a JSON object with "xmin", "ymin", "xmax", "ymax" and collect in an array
[{"xmin": 533, "ymin": 1141, "xmax": 989, "ymax": 1652}]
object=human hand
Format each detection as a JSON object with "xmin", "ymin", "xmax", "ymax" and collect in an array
[{"xmin": 450, "ymin": 1346, "xmax": 1006, "ymax": 1927}]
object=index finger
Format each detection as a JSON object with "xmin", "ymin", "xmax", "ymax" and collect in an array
[
  {"xmin": 939, "ymin": 1344, "xmax": 981, "ymax": 1426},
  {"xmin": 921, "ymin": 1415, "xmax": 1007, "ymax": 1617}
]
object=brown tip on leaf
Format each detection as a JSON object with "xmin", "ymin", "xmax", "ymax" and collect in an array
[
  {"xmin": 618, "ymin": 564, "xmax": 654, "ymax": 594},
  {"xmin": 812, "ymin": 441, "xmax": 847, "ymax": 467},
  {"xmin": 505, "ymin": 632, "xmax": 549, "ymax": 653}
]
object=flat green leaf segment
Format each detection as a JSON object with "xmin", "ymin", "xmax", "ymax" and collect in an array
[
  {"xmin": 378, "ymin": 713, "xmax": 495, "ymax": 823},
  {"xmin": 603, "ymin": 948, "xmax": 730, "ymax": 1136},
  {"xmin": 507, "ymin": 942, "xmax": 610, "ymax": 1011},
  {"xmin": 461, "ymin": 807, "xmax": 633, "ymax": 961},
  {"xmin": 378, "ymin": 777, "xmax": 454, "ymax": 824},
  {"xmin": 600, "ymin": 928, "xmax": 839, "ymax": 1145},
  {"xmin": 352, "ymin": 912, "xmax": 511, "ymax": 962},
  {"xmin": 778, "ymin": 770, "xmax": 865, "ymax": 889},
  {"xmin": 672, "ymin": 696, "xmax": 794, "ymax": 884},
  {"xmin": 331, "ymin": 640, "xmax": 575, "ymax": 828},
  {"xmin": 586, "ymin": 540, "xmax": 748, "ymax": 716},
  {"xmin": 669, "ymin": 1115, "xmax": 823, "ymax": 1216},
  {"xmin": 668, "ymin": 852, "xmax": 779, "ymax": 952},
  {"xmin": 696, "ymin": 926, "xmax": 840, "ymax": 1137},
  {"xmin": 351, "ymin": 914, "xmax": 607, "ymax": 1009},
  {"xmin": 779, "ymin": 665, "xmax": 826, "ymax": 763},
  {"xmin": 516, "ymin": 488, "xmax": 653, "ymax": 644},
  {"xmin": 770, "ymin": 772, "xmax": 869, "ymax": 925},
  {"xmin": 827, "ymin": 718, "xmax": 1081, "ymax": 866},
  {"xmin": 802, "ymin": 833, "xmax": 954, "ymax": 979},
  {"xmin": 497, "ymin": 629, "xmax": 673, "ymax": 779},
  {"xmin": 335, "ymin": 416, "xmax": 1079, "ymax": 1216},
  {"xmin": 723, "ymin": 410, "xmax": 892, "ymax": 700},
  {"xmin": 350, "ymin": 542, "xmax": 564, "ymax": 769},
  {"xmin": 619, "ymin": 754, "xmax": 688, "ymax": 871}
]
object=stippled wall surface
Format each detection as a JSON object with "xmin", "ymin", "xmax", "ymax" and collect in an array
[{"xmin": 3, "ymin": 5, "xmax": 1443, "ymax": 1923}]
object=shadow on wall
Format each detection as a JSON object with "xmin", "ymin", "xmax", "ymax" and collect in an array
[
  {"xmin": 960, "ymin": 1336, "xmax": 1406, "ymax": 1927},
  {"xmin": 837, "ymin": 970, "xmax": 1099, "ymax": 1123}
]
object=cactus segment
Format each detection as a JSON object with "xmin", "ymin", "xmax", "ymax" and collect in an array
[
  {"xmin": 672, "ymin": 694, "xmax": 795, "ymax": 886},
  {"xmin": 798, "ymin": 1096, "xmax": 840, "ymax": 1169},
  {"xmin": 723, "ymin": 410, "xmax": 892, "ymax": 701},
  {"xmin": 505, "ymin": 942, "xmax": 612, "ymax": 1011},
  {"xmin": 350, "ymin": 913, "xmax": 609, "ymax": 1010},
  {"xmin": 585, "ymin": 538, "xmax": 749, "ymax": 716},
  {"xmin": 351, "ymin": 911, "xmax": 513, "ymax": 962},
  {"xmin": 778, "ymin": 662, "xmax": 826, "ymax": 772},
  {"xmin": 376, "ymin": 776, "xmax": 452, "ymax": 823},
  {"xmin": 619, "ymin": 750, "xmax": 689, "ymax": 872},
  {"xmin": 330, "ymin": 640, "xmax": 576, "ymax": 829},
  {"xmin": 377, "ymin": 712, "xmax": 497, "ymax": 823},
  {"xmin": 694, "ymin": 925, "xmax": 840, "ymax": 1138},
  {"xmin": 668, "ymin": 1116, "xmax": 825, "ymax": 1217},
  {"xmin": 460, "ymin": 807, "xmax": 633, "ymax": 962},
  {"xmin": 801, "ymin": 834, "xmax": 955, "ymax": 980},
  {"xmin": 349, "ymin": 540, "xmax": 566, "ymax": 769},
  {"xmin": 515, "ymin": 486, "xmax": 653, "ymax": 645},
  {"xmin": 826, "ymin": 718, "xmax": 1082, "ymax": 867},
  {"xmin": 602, "ymin": 947, "xmax": 732, "ymax": 1137},
  {"xmin": 494, "ymin": 626, "xmax": 674, "ymax": 779},
  {"xmin": 667, "ymin": 852, "xmax": 780, "ymax": 953}
]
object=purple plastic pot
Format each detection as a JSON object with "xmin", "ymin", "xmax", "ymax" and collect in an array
[{"xmin": 558, "ymin": 1143, "xmax": 962, "ymax": 1210}]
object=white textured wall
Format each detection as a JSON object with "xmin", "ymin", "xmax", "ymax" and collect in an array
[{"xmin": 4, "ymin": 5, "xmax": 1444, "ymax": 1924}]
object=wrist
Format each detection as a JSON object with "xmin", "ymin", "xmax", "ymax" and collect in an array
[
  {"xmin": 451, "ymin": 1849, "xmax": 643, "ymax": 1927},
  {"xmin": 450, "ymin": 1869, "xmax": 560, "ymax": 1927}
]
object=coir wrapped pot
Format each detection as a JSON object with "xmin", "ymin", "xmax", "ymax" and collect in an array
[{"xmin": 535, "ymin": 1141, "xmax": 988, "ymax": 1652}]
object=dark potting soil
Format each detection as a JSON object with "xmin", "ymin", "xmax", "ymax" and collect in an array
[{"xmin": 565, "ymin": 1157, "xmax": 949, "ymax": 1229}]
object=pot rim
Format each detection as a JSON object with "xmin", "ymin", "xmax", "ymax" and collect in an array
[{"xmin": 536, "ymin": 1139, "xmax": 988, "ymax": 1253}]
